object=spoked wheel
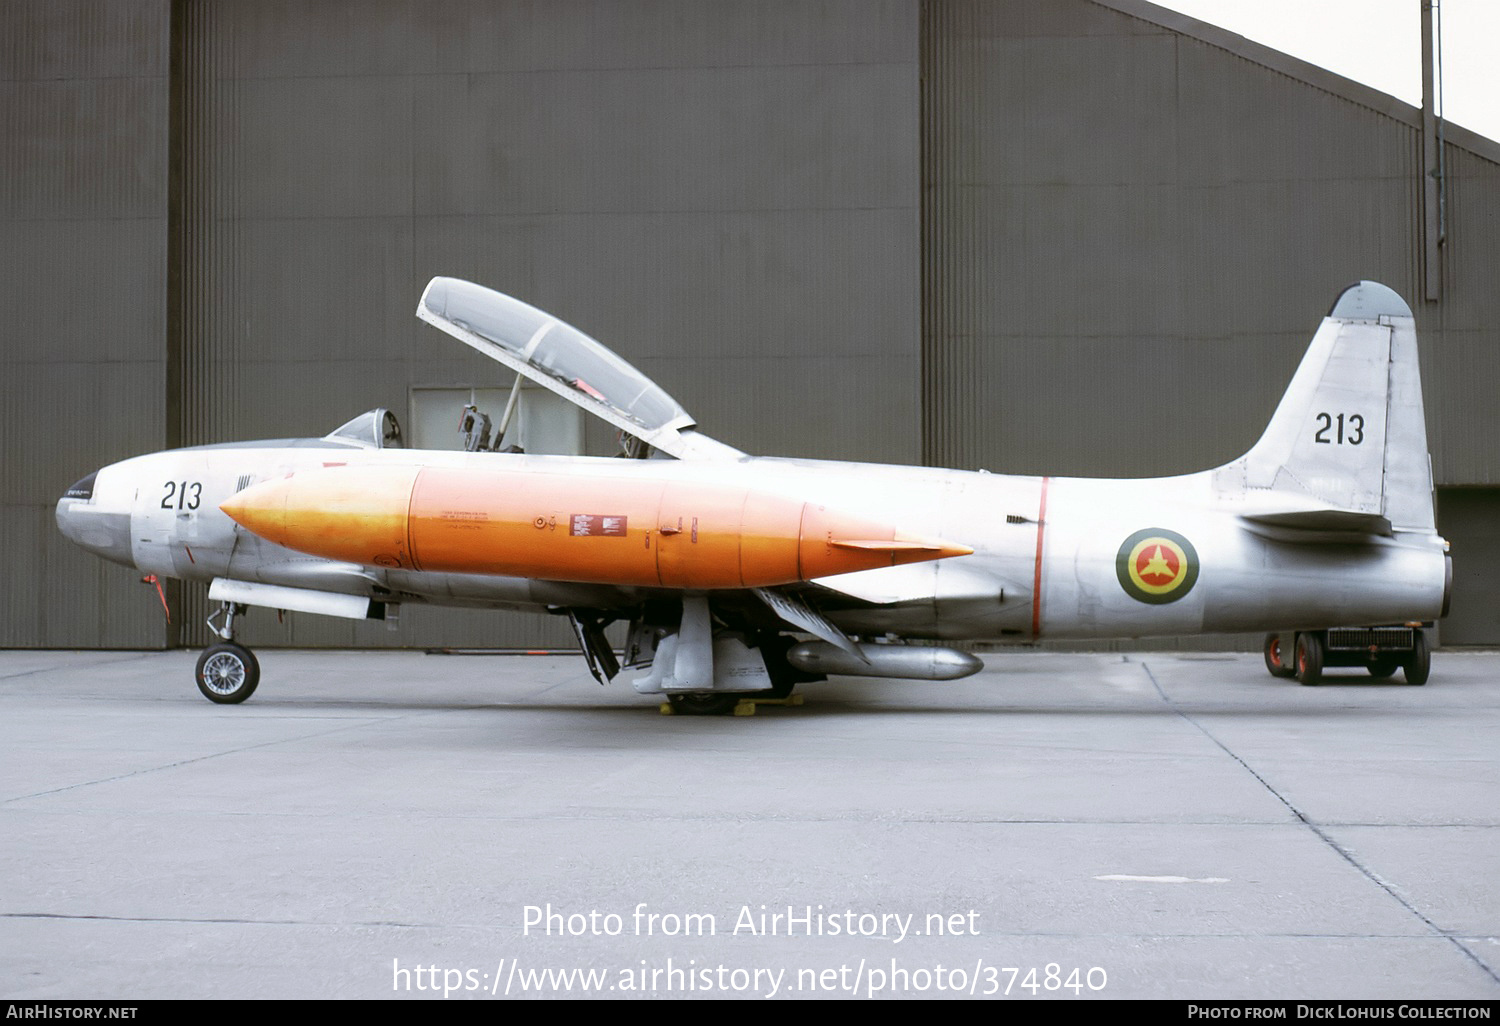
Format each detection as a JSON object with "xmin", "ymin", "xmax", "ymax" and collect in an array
[
  {"xmin": 1295, "ymin": 632, "xmax": 1323, "ymax": 686},
  {"xmin": 1263, "ymin": 634, "xmax": 1296, "ymax": 679},
  {"xmin": 666, "ymin": 693, "xmax": 743, "ymax": 716},
  {"xmin": 196, "ymin": 642, "xmax": 260, "ymax": 704}
]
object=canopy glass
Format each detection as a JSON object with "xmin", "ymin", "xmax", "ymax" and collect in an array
[{"xmin": 419, "ymin": 277, "xmax": 690, "ymax": 434}]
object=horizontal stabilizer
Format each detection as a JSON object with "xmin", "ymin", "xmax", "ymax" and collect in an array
[
  {"xmin": 1231, "ymin": 489, "xmax": 1394, "ymax": 538},
  {"xmin": 1240, "ymin": 508, "xmax": 1392, "ymax": 536}
]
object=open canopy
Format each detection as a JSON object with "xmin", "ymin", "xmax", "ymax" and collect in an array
[{"xmin": 417, "ymin": 277, "xmax": 738, "ymax": 460}]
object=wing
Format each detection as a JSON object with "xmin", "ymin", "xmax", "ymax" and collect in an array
[{"xmin": 416, "ymin": 277, "xmax": 742, "ymax": 461}]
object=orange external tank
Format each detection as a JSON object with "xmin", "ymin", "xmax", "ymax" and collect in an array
[{"xmin": 220, "ymin": 463, "xmax": 971, "ymax": 589}]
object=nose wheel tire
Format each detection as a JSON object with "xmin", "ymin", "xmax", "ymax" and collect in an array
[{"xmin": 196, "ymin": 642, "xmax": 260, "ymax": 704}]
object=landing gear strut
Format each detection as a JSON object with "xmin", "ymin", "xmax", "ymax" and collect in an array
[{"xmin": 196, "ymin": 602, "xmax": 260, "ymax": 704}]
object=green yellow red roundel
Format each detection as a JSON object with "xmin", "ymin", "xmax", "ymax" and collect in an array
[{"xmin": 1115, "ymin": 528, "xmax": 1199, "ymax": 605}]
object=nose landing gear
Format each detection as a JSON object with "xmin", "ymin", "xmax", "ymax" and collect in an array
[{"xmin": 195, "ymin": 602, "xmax": 260, "ymax": 704}]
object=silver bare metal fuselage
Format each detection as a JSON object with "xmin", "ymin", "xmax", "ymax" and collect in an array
[{"xmin": 56, "ymin": 442, "xmax": 1448, "ymax": 643}]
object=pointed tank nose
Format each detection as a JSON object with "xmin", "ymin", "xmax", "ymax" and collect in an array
[{"xmin": 56, "ymin": 466, "xmax": 135, "ymax": 567}]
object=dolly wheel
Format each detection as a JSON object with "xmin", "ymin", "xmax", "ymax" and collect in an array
[
  {"xmin": 1263, "ymin": 634, "xmax": 1296, "ymax": 679},
  {"xmin": 1403, "ymin": 632, "xmax": 1430, "ymax": 687},
  {"xmin": 1295, "ymin": 632, "xmax": 1323, "ymax": 686}
]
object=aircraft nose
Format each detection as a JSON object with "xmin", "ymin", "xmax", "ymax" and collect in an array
[{"xmin": 56, "ymin": 468, "xmax": 135, "ymax": 567}]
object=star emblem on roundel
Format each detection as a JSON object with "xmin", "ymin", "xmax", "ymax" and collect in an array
[{"xmin": 1115, "ymin": 528, "xmax": 1200, "ymax": 605}]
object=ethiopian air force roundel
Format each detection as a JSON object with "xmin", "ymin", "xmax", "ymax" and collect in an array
[{"xmin": 1115, "ymin": 528, "xmax": 1200, "ymax": 605}]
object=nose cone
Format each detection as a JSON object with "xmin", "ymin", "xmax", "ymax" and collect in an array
[
  {"xmin": 219, "ymin": 476, "xmax": 289, "ymax": 545},
  {"xmin": 221, "ymin": 465, "xmax": 420, "ymax": 568},
  {"xmin": 56, "ymin": 468, "xmax": 135, "ymax": 567}
]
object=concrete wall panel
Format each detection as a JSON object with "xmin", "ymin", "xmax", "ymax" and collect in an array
[
  {"xmin": 235, "ymin": 76, "xmax": 414, "ymax": 220},
  {"xmin": 1, "ymin": 0, "xmax": 167, "ymax": 81},
  {"xmin": 0, "ymin": 78, "xmax": 167, "ymax": 220},
  {"xmin": 1, "ymin": 218, "xmax": 167, "ymax": 364},
  {"xmin": 233, "ymin": 217, "xmax": 414, "ymax": 365},
  {"xmin": 971, "ymin": 34, "xmax": 1179, "ymax": 188}
]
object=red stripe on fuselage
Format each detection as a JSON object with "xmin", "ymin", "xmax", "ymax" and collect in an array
[{"xmin": 1031, "ymin": 476, "xmax": 1050, "ymax": 637}]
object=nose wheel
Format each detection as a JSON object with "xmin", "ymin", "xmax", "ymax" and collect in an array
[
  {"xmin": 196, "ymin": 601, "xmax": 259, "ymax": 704},
  {"xmin": 195, "ymin": 641, "xmax": 260, "ymax": 704}
]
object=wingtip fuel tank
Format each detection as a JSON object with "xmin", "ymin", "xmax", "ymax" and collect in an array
[{"xmin": 221, "ymin": 463, "xmax": 972, "ymax": 589}]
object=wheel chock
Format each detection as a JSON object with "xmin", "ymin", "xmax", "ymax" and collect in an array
[{"xmin": 657, "ymin": 693, "xmax": 805, "ymax": 716}]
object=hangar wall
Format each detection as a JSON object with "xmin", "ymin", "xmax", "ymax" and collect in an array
[
  {"xmin": 5, "ymin": 0, "xmax": 1498, "ymax": 649},
  {"xmin": 1, "ymin": 2, "xmax": 172, "ymax": 647}
]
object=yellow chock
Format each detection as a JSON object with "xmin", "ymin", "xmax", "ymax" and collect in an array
[{"xmin": 657, "ymin": 693, "xmax": 805, "ymax": 716}]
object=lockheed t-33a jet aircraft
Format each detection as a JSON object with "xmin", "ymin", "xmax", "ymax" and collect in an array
[{"xmin": 56, "ymin": 278, "xmax": 1450, "ymax": 713}]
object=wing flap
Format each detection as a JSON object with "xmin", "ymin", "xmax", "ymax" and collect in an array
[{"xmin": 752, "ymin": 587, "xmax": 866, "ymax": 661}]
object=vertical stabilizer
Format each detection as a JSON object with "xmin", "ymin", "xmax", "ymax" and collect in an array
[{"xmin": 1214, "ymin": 282, "xmax": 1436, "ymax": 534}]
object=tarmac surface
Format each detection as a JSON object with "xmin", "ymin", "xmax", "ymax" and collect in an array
[{"xmin": 1, "ymin": 647, "xmax": 1497, "ymax": 1001}]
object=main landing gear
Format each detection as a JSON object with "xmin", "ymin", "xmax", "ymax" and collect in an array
[
  {"xmin": 1262, "ymin": 628, "xmax": 1430, "ymax": 687},
  {"xmin": 196, "ymin": 602, "xmax": 260, "ymax": 704}
]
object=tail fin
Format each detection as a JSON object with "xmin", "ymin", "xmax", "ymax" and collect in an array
[{"xmin": 1213, "ymin": 281, "xmax": 1436, "ymax": 535}]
